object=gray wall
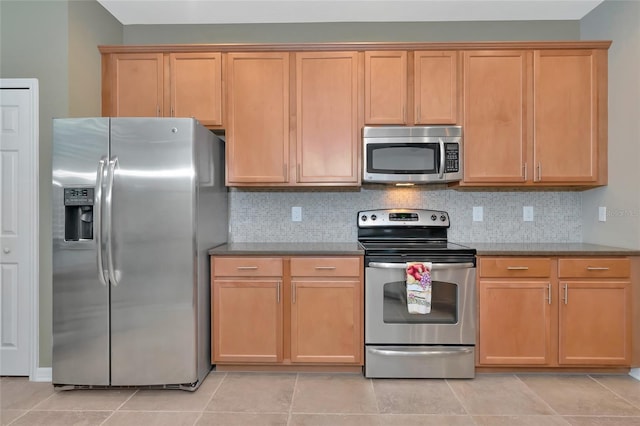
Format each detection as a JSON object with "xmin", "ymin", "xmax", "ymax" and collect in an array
[
  {"xmin": 0, "ymin": 0, "xmax": 122, "ymax": 368},
  {"xmin": 123, "ymin": 21, "xmax": 579, "ymax": 44},
  {"xmin": 580, "ymin": 0, "xmax": 640, "ymax": 249}
]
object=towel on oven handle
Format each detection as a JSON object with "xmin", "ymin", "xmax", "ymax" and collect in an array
[{"xmin": 406, "ymin": 262, "xmax": 432, "ymax": 314}]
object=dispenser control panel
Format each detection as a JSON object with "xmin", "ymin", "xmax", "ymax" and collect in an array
[{"xmin": 64, "ymin": 188, "xmax": 94, "ymax": 206}]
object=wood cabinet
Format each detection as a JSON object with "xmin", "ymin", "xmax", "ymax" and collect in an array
[
  {"xmin": 211, "ymin": 258, "xmax": 283, "ymax": 363},
  {"xmin": 102, "ymin": 52, "xmax": 222, "ymax": 126},
  {"xmin": 364, "ymin": 50, "xmax": 458, "ymax": 125},
  {"xmin": 557, "ymin": 258, "xmax": 631, "ymax": 365},
  {"xmin": 461, "ymin": 48, "xmax": 607, "ymax": 187},
  {"xmin": 478, "ymin": 256, "xmax": 632, "ymax": 368},
  {"xmin": 225, "ymin": 52, "xmax": 290, "ymax": 184},
  {"xmin": 290, "ymin": 257, "xmax": 362, "ymax": 364},
  {"xmin": 296, "ymin": 52, "xmax": 360, "ymax": 185},
  {"xmin": 211, "ymin": 255, "xmax": 364, "ymax": 368}
]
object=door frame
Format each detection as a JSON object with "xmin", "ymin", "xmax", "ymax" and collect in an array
[{"xmin": 0, "ymin": 78, "xmax": 40, "ymax": 380}]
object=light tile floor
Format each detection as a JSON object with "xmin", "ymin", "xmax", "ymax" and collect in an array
[{"xmin": 2, "ymin": 372, "xmax": 640, "ymax": 425}]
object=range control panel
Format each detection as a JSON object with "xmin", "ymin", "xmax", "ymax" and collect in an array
[{"xmin": 358, "ymin": 209, "xmax": 449, "ymax": 228}]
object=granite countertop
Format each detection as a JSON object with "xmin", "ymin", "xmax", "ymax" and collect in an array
[
  {"xmin": 208, "ymin": 242, "xmax": 364, "ymax": 256},
  {"xmin": 462, "ymin": 242, "xmax": 640, "ymax": 256}
]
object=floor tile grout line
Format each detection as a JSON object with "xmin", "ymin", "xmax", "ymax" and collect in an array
[
  {"xmin": 4, "ymin": 409, "xmax": 29, "ymax": 426},
  {"xmin": 97, "ymin": 388, "xmax": 139, "ymax": 426},
  {"xmin": 587, "ymin": 374, "xmax": 640, "ymax": 411},
  {"xmin": 514, "ymin": 374, "xmax": 563, "ymax": 416},
  {"xmin": 286, "ymin": 373, "xmax": 299, "ymax": 426},
  {"xmin": 444, "ymin": 377, "xmax": 472, "ymax": 417},
  {"xmin": 194, "ymin": 370, "xmax": 227, "ymax": 424}
]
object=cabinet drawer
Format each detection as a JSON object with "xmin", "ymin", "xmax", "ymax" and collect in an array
[
  {"xmin": 213, "ymin": 257, "xmax": 283, "ymax": 277},
  {"xmin": 558, "ymin": 258, "xmax": 630, "ymax": 278},
  {"xmin": 479, "ymin": 257, "xmax": 551, "ymax": 278},
  {"xmin": 291, "ymin": 257, "xmax": 361, "ymax": 277}
]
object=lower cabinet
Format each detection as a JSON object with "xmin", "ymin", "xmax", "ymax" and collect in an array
[
  {"xmin": 478, "ymin": 256, "xmax": 632, "ymax": 368},
  {"xmin": 211, "ymin": 255, "xmax": 363, "ymax": 366}
]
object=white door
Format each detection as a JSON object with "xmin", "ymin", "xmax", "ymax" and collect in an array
[{"xmin": 0, "ymin": 81, "xmax": 38, "ymax": 376}]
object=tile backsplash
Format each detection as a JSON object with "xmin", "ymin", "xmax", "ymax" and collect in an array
[{"xmin": 228, "ymin": 186, "xmax": 581, "ymax": 243}]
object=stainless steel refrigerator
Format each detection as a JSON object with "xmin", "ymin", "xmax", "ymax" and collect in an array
[{"xmin": 52, "ymin": 117, "xmax": 227, "ymax": 390}]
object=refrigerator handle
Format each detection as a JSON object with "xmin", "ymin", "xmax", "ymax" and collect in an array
[
  {"xmin": 95, "ymin": 157, "xmax": 108, "ymax": 286},
  {"xmin": 105, "ymin": 156, "xmax": 119, "ymax": 286}
]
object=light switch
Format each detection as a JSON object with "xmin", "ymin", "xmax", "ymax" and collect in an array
[
  {"xmin": 599, "ymin": 206, "xmax": 607, "ymax": 222},
  {"xmin": 523, "ymin": 206, "xmax": 534, "ymax": 222},
  {"xmin": 292, "ymin": 206, "xmax": 302, "ymax": 222},
  {"xmin": 473, "ymin": 206, "xmax": 483, "ymax": 222}
]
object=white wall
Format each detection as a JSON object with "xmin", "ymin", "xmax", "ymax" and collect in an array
[{"xmin": 580, "ymin": 0, "xmax": 640, "ymax": 249}]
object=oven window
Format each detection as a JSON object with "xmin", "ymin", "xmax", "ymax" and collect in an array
[
  {"xmin": 382, "ymin": 280, "xmax": 457, "ymax": 324},
  {"xmin": 368, "ymin": 143, "xmax": 437, "ymax": 174}
]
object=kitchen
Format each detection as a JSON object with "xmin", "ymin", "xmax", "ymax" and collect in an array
[{"xmin": 1, "ymin": 0, "xmax": 640, "ymax": 424}]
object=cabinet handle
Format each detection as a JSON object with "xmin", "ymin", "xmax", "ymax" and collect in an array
[
  {"xmin": 156, "ymin": 105, "xmax": 161, "ymax": 117},
  {"xmin": 276, "ymin": 281, "xmax": 281, "ymax": 303},
  {"xmin": 402, "ymin": 105, "xmax": 406, "ymax": 123},
  {"xmin": 417, "ymin": 106, "xmax": 421, "ymax": 121},
  {"xmin": 586, "ymin": 266, "xmax": 610, "ymax": 271},
  {"xmin": 507, "ymin": 266, "xmax": 529, "ymax": 270},
  {"xmin": 546, "ymin": 283, "xmax": 552, "ymax": 305},
  {"xmin": 315, "ymin": 266, "xmax": 336, "ymax": 270},
  {"xmin": 236, "ymin": 266, "xmax": 258, "ymax": 270},
  {"xmin": 296, "ymin": 164, "xmax": 301, "ymax": 182},
  {"xmin": 523, "ymin": 163, "xmax": 527, "ymax": 181},
  {"xmin": 536, "ymin": 162, "xmax": 542, "ymax": 182},
  {"xmin": 171, "ymin": 106, "xmax": 175, "ymax": 117},
  {"xmin": 292, "ymin": 283, "xmax": 296, "ymax": 304},
  {"xmin": 283, "ymin": 163, "xmax": 288, "ymax": 180},
  {"xmin": 562, "ymin": 283, "xmax": 568, "ymax": 304}
]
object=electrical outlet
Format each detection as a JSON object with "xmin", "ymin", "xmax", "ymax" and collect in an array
[
  {"xmin": 523, "ymin": 206, "xmax": 534, "ymax": 222},
  {"xmin": 291, "ymin": 206, "xmax": 302, "ymax": 222},
  {"xmin": 599, "ymin": 206, "xmax": 607, "ymax": 222},
  {"xmin": 473, "ymin": 206, "xmax": 483, "ymax": 222}
]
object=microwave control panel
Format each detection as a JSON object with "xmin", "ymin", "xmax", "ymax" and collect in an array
[{"xmin": 444, "ymin": 143, "xmax": 459, "ymax": 173}]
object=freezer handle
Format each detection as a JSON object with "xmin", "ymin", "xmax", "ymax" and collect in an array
[
  {"xmin": 105, "ymin": 156, "xmax": 119, "ymax": 286},
  {"xmin": 95, "ymin": 157, "xmax": 108, "ymax": 286}
]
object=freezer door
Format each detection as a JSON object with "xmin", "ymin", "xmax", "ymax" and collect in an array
[
  {"xmin": 109, "ymin": 118, "xmax": 198, "ymax": 386},
  {"xmin": 52, "ymin": 118, "xmax": 110, "ymax": 386}
]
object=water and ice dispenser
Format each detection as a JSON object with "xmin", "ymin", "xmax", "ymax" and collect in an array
[{"xmin": 64, "ymin": 187, "xmax": 94, "ymax": 241}]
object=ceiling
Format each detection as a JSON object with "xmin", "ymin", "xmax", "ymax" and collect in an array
[{"xmin": 97, "ymin": 0, "xmax": 605, "ymax": 26}]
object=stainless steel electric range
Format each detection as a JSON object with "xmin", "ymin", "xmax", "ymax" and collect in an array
[{"xmin": 358, "ymin": 208, "xmax": 477, "ymax": 378}]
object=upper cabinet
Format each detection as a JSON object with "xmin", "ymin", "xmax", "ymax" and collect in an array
[
  {"xmin": 461, "ymin": 47, "xmax": 607, "ymax": 187},
  {"xmin": 364, "ymin": 50, "xmax": 458, "ymax": 125},
  {"xmin": 225, "ymin": 52, "xmax": 290, "ymax": 185},
  {"xmin": 296, "ymin": 52, "xmax": 360, "ymax": 185},
  {"xmin": 102, "ymin": 52, "xmax": 223, "ymax": 127},
  {"xmin": 100, "ymin": 41, "xmax": 609, "ymax": 189}
]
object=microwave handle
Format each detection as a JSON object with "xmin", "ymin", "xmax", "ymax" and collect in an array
[{"xmin": 438, "ymin": 138, "xmax": 445, "ymax": 179}]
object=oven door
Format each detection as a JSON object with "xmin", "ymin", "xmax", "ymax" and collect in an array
[{"xmin": 365, "ymin": 261, "xmax": 476, "ymax": 345}]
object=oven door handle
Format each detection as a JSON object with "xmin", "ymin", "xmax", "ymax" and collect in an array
[
  {"xmin": 368, "ymin": 347, "xmax": 474, "ymax": 356},
  {"xmin": 368, "ymin": 262, "xmax": 475, "ymax": 270}
]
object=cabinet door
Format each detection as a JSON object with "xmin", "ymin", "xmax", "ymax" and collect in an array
[
  {"xmin": 414, "ymin": 51, "xmax": 458, "ymax": 124},
  {"xmin": 462, "ymin": 51, "xmax": 530, "ymax": 184},
  {"xmin": 478, "ymin": 280, "xmax": 553, "ymax": 365},
  {"xmin": 558, "ymin": 281, "xmax": 631, "ymax": 365},
  {"xmin": 533, "ymin": 50, "xmax": 598, "ymax": 183},
  {"xmin": 296, "ymin": 52, "xmax": 360, "ymax": 184},
  {"xmin": 170, "ymin": 53, "xmax": 222, "ymax": 126},
  {"xmin": 290, "ymin": 280, "xmax": 361, "ymax": 364},
  {"xmin": 110, "ymin": 53, "xmax": 163, "ymax": 117},
  {"xmin": 226, "ymin": 53, "xmax": 290, "ymax": 184},
  {"xmin": 364, "ymin": 51, "xmax": 407, "ymax": 124},
  {"xmin": 212, "ymin": 279, "xmax": 283, "ymax": 363}
]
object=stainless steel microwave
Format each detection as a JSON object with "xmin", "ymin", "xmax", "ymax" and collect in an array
[{"xmin": 362, "ymin": 126, "xmax": 463, "ymax": 184}]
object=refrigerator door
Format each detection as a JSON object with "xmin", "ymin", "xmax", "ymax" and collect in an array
[
  {"xmin": 109, "ymin": 118, "xmax": 198, "ymax": 386},
  {"xmin": 52, "ymin": 118, "xmax": 110, "ymax": 386}
]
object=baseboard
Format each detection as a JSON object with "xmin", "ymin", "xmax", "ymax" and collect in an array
[
  {"xmin": 630, "ymin": 368, "xmax": 640, "ymax": 381},
  {"xmin": 31, "ymin": 367, "xmax": 52, "ymax": 382}
]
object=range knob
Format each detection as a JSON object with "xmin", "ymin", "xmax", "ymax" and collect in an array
[
  {"xmin": 371, "ymin": 214, "xmax": 377, "ymax": 221},
  {"xmin": 361, "ymin": 215, "xmax": 367, "ymax": 222},
  {"xmin": 440, "ymin": 215, "xmax": 447, "ymax": 222},
  {"xmin": 431, "ymin": 214, "xmax": 437, "ymax": 221}
]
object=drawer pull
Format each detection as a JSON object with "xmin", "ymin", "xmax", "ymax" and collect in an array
[
  {"xmin": 236, "ymin": 266, "xmax": 258, "ymax": 270},
  {"xmin": 507, "ymin": 266, "xmax": 529, "ymax": 270},
  {"xmin": 586, "ymin": 266, "xmax": 609, "ymax": 271},
  {"xmin": 315, "ymin": 266, "xmax": 337, "ymax": 270}
]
